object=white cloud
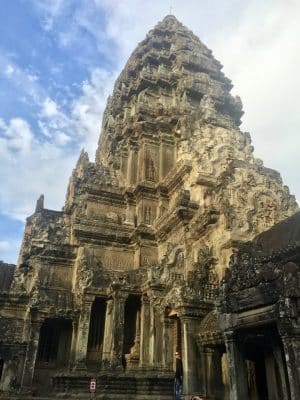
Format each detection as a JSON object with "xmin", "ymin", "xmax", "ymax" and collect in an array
[
  {"xmin": 208, "ymin": 0, "xmax": 300, "ymax": 202},
  {"xmin": 72, "ymin": 68, "xmax": 116, "ymax": 155},
  {"xmin": 0, "ymin": 65, "xmax": 115, "ymax": 222},
  {"xmin": 0, "ymin": 124, "xmax": 77, "ymax": 221},
  {"xmin": 32, "ymin": 0, "xmax": 66, "ymax": 31},
  {"xmin": 5, "ymin": 64, "xmax": 14, "ymax": 76},
  {"xmin": 42, "ymin": 97, "xmax": 59, "ymax": 117},
  {"xmin": 0, "ymin": 118, "xmax": 34, "ymax": 155},
  {"xmin": 55, "ymin": 131, "xmax": 72, "ymax": 146}
]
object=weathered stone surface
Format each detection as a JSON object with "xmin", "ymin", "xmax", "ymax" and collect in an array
[
  {"xmin": 0, "ymin": 14, "xmax": 299, "ymax": 400},
  {"xmin": 219, "ymin": 212, "xmax": 300, "ymax": 399}
]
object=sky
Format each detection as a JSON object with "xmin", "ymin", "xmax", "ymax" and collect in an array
[{"xmin": 0, "ymin": 0, "xmax": 299, "ymax": 263}]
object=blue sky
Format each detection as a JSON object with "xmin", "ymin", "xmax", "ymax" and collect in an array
[{"xmin": 1, "ymin": 0, "xmax": 300, "ymax": 263}]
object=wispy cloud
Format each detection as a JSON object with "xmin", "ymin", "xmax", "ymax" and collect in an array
[{"xmin": 0, "ymin": 62, "xmax": 115, "ymax": 223}]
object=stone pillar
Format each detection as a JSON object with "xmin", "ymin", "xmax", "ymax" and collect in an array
[
  {"xmin": 127, "ymin": 309, "xmax": 141, "ymax": 369},
  {"xmin": 69, "ymin": 319, "xmax": 78, "ymax": 369},
  {"xmin": 74, "ymin": 297, "xmax": 93, "ymax": 370},
  {"xmin": 205, "ymin": 348, "xmax": 214, "ymax": 397},
  {"xmin": 128, "ymin": 148, "xmax": 138, "ymax": 185},
  {"xmin": 140, "ymin": 295, "xmax": 151, "ymax": 368},
  {"xmin": 149, "ymin": 303, "xmax": 155, "ymax": 366},
  {"xmin": 20, "ymin": 320, "xmax": 41, "ymax": 391},
  {"xmin": 102, "ymin": 298, "xmax": 114, "ymax": 363},
  {"xmin": 265, "ymin": 350, "xmax": 281, "ymax": 400},
  {"xmin": 224, "ymin": 332, "xmax": 248, "ymax": 400},
  {"xmin": 281, "ymin": 335, "xmax": 300, "ymax": 400},
  {"xmin": 272, "ymin": 345, "xmax": 290, "ymax": 399},
  {"xmin": 154, "ymin": 311, "xmax": 164, "ymax": 366},
  {"xmin": 181, "ymin": 316, "xmax": 201, "ymax": 399},
  {"xmin": 163, "ymin": 317, "xmax": 174, "ymax": 371},
  {"xmin": 159, "ymin": 140, "xmax": 165, "ymax": 180},
  {"xmin": 102, "ymin": 291, "xmax": 126, "ymax": 369}
]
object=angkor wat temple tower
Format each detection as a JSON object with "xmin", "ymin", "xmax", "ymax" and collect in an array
[{"xmin": 0, "ymin": 15, "xmax": 298, "ymax": 400}]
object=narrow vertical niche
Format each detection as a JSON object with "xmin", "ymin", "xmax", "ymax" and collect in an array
[
  {"xmin": 123, "ymin": 295, "xmax": 141, "ymax": 356},
  {"xmin": 87, "ymin": 298, "xmax": 106, "ymax": 364}
]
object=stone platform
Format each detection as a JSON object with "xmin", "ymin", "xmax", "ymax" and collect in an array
[{"xmin": 53, "ymin": 371, "xmax": 174, "ymax": 399}]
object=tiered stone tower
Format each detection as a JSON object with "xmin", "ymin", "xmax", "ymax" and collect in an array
[{"xmin": 0, "ymin": 15, "xmax": 298, "ymax": 399}]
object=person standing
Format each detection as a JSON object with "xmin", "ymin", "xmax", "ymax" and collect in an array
[{"xmin": 174, "ymin": 352, "xmax": 183, "ymax": 399}]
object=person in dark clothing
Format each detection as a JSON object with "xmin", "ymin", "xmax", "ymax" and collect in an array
[
  {"xmin": 174, "ymin": 351, "xmax": 183, "ymax": 399},
  {"xmin": 175, "ymin": 352, "xmax": 183, "ymax": 385}
]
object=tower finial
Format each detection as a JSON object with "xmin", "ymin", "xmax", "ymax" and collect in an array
[{"xmin": 35, "ymin": 194, "xmax": 44, "ymax": 212}]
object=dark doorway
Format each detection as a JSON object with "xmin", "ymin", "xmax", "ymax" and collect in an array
[
  {"xmin": 239, "ymin": 325, "xmax": 290, "ymax": 400},
  {"xmin": 87, "ymin": 297, "xmax": 106, "ymax": 364},
  {"xmin": 244, "ymin": 344, "xmax": 268, "ymax": 400},
  {"xmin": 37, "ymin": 318, "xmax": 72, "ymax": 367},
  {"xmin": 123, "ymin": 295, "xmax": 141, "ymax": 357}
]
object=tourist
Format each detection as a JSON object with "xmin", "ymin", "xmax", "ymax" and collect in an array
[{"xmin": 174, "ymin": 352, "xmax": 183, "ymax": 399}]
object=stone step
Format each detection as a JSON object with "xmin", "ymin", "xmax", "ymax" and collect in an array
[
  {"xmin": 52, "ymin": 373, "xmax": 174, "ymax": 398},
  {"xmin": 0, "ymin": 394, "xmax": 174, "ymax": 400}
]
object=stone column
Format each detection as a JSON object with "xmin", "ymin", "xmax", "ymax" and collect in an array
[
  {"xmin": 149, "ymin": 302, "xmax": 155, "ymax": 366},
  {"xmin": 20, "ymin": 320, "xmax": 41, "ymax": 391},
  {"xmin": 281, "ymin": 335, "xmax": 300, "ymax": 400},
  {"xmin": 181, "ymin": 316, "xmax": 201, "ymax": 399},
  {"xmin": 154, "ymin": 311, "xmax": 164, "ymax": 366},
  {"xmin": 163, "ymin": 317, "xmax": 174, "ymax": 371},
  {"xmin": 102, "ymin": 291, "xmax": 126, "ymax": 369},
  {"xmin": 205, "ymin": 348, "xmax": 214, "ymax": 397},
  {"xmin": 128, "ymin": 147, "xmax": 138, "ymax": 185},
  {"xmin": 73, "ymin": 297, "xmax": 93, "ymax": 370},
  {"xmin": 127, "ymin": 309, "xmax": 141, "ymax": 369},
  {"xmin": 102, "ymin": 298, "xmax": 114, "ymax": 363},
  {"xmin": 139, "ymin": 295, "xmax": 151, "ymax": 368},
  {"xmin": 197, "ymin": 345, "xmax": 208, "ymax": 397},
  {"xmin": 224, "ymin": 332, "xmax": 248, "ymax": 400},
  {"xmin": 68, "ymin": 319, "xmax": 78, "ymax": 369},
  {"xmin": 272, "ymin": 345, "xmax": 290, "ymax": 399}
]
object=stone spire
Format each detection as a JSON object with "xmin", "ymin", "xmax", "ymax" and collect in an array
[{"xmin": 95, "ymin": 15, "xmax": 243, "ymax": 168}]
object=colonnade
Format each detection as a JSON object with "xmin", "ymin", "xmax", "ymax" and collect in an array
[
  {"xmin": 72, "ymin": 291, "xmax": 182, "ymax": 372},
  {"xmin": 14, "ymin": 289, "xmax": 204, "ymax": 399}
]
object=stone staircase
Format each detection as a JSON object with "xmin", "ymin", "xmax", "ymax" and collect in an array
[{"xmin": 52, "ymin": 371, "xmax": 174, "ymax": 399}]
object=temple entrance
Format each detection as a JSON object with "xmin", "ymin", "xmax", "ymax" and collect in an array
[
  {"xmin": 34, "ymin": 319, "xmax": 72, "ymax": 391},
  {"xmin": 166, "ymin": 311, "xmax": 182, "ymax": 370},
  {"xmin": 239, "ymin": 325, "xmax": 290, "ymax": 400},
  {"xmin": 87, "ymin": 297, "xmax": 106, "ymax": 366},
  {"xmin": 123, "ymin": 295, "xmax": 141, "ymax": 369},
  {"xmin": 244, "ymin": 344, "xmax": 268, "ymax": 400},
  {"xmin": 36, "ymin": 318, "xmax": 72, "ymax": 367}
]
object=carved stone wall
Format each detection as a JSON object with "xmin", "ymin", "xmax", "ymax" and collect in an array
[{"xmin": 0, "ymin": 14, "xmax": 298, "ymax": 399}]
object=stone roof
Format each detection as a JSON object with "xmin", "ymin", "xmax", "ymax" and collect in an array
[{"xmin": 254, "ymin": 211, "xmax": 300, "ymax": 251}]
